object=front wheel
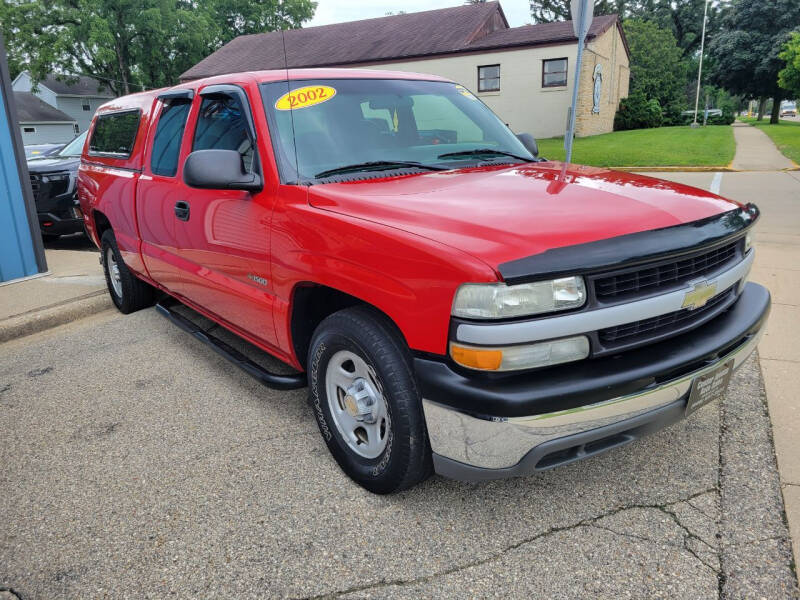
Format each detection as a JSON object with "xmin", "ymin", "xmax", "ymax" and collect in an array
[{"xmin": 308, "ymin": 306, "xmax": 432, "ymax": 494}]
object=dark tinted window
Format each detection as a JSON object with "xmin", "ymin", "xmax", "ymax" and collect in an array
[
  {"xmin": 193, "ymin": 95, "xmax": 254, "ymax": 172},
  {"xmin": 89, "ymin": 110, "xmax": 140, "ymax": 157},
  {"xmin": 151, "ymin": 100, "xmax": 191, "ymax": 177}
]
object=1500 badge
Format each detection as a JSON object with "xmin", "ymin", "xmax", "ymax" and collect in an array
[{"xmin": 248, "ymin": 273, "xmax": 269, "ymax": 286}]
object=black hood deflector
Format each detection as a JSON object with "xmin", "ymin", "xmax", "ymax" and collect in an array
[{"xmin": 498, "ymin": 204, "xmax": 759, "ymax": 285}]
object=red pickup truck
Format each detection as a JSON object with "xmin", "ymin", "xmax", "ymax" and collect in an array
[{"xmin": 78, "ymin": 69, "xmax": 769, "ymax": 494}]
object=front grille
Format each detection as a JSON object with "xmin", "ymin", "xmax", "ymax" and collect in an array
[
  {"xmin": 594, "ymin": 240, "xmax": 740, "ymax": 301},
  {"xmin": 599, "ymin": 287, "xmax": 735, "ymax": 345},
  {"xmin": 29, "ymin": 174, "xmax": 41, "ymax": 200}
]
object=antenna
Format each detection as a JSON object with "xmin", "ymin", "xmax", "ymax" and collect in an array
[{"xmin": 281, "ymin": 27, "xmax": 300, "ymax": 184}]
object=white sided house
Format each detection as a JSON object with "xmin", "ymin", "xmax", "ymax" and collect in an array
[
  {"xmin": 181, "ymin": 2, "xmax": 630, "ymax": 139},
  {"xmin": 12, "ymin": 72, "xmax": 114, "ymax": 137},
  {"xmin": 12, "ymin": 92, "xmax": 76, "ymax": 145}
]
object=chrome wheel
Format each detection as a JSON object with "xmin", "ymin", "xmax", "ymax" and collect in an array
[
  {"xmin": 325, "ymin": 350, "xmax": 391, "ymax": 459},
  {"xmin": 106, "ymin": 247, "xmax": 122, "ymax": 298}
]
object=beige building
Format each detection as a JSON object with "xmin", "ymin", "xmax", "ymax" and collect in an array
[{"xmin": 181, "ymin": 2, "xmax": 630, "ymax": 139}]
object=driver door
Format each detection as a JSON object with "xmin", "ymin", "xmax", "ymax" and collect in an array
[{"xmin": 171, "ymin": 85, "xmax": 278, "ymax": 347}]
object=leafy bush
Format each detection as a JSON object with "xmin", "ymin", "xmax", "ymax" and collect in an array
[
  {"xmin": 707, "ymin": 108, "xmax": 735, "ymax": 125},
  {"xmin": 614, "ymin": 93, "xmax": 663, "ymax": 130},
  {"xmin": 661, "ymin": 103, "xmax": 687, "ymax": 126}
]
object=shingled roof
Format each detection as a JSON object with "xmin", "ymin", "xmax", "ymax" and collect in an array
[
  {"xmin": 180, "ymin": 3, "xmax": 624, "ymax": 82},
  {"xmin": 40, "ymin": 74, "xmax": 113, "ymax": 97},
  {"xmin": 13, "ymin": 92, "xmax": 75, "ymax": 123}
]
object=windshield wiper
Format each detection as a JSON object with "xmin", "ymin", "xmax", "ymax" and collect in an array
[
  {"xmin": 437, "ymin": 149, "xmax": 535, "ymax": 162},
  {"xmin": 315, "ymin": 160, "xmax": 446, "ymax": 179}
]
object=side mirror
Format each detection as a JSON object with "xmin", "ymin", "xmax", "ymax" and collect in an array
[
  {"xmin": 183, "ymin": 149, "xmax": 262, "ymax": 192},
  {"xmin": 516, "ymin": 133, "xmax": 539, "ymax": 158}
]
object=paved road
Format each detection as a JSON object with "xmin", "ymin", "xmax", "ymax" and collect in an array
[
  {"xmin": 649, "ymin": 169, "xmax": 800, "ymax": 574},
  {"xmin": 0, "ymin": 312, "xmax": 796, "ymax": 598}
]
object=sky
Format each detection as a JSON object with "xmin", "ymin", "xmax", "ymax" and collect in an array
[{"xmin": 307, "ymin": 0, "xmax": 532, "ymax": 29}]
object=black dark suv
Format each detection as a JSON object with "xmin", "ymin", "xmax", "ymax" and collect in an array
[{"xmin": 27, "ymin": 131, "xmax": 87, "ymax": 239}]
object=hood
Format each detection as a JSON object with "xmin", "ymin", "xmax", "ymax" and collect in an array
[
  {"xmin": 27, "ymin": 155, "xmax": 80, "ymax": 173},
  {"xmin": 308, "ymin": 162, "xmax": 741, "ymax": 274}
]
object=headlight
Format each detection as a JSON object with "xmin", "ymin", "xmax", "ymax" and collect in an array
[
  {"xmin": 450, "ymin": 336, "xmax": 590, "ymax": 371},
  {"xmin": 452, "ymin": 276, "xmax": 586, "ymax": 320},
  {"xmin": 41, "ymin": 172, "xmax": 70, "ymax": 183}
]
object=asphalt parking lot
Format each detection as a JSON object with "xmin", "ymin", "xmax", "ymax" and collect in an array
[{"xmin": 1, "ymin": 305, "xmax": 797, "ymax": 599}]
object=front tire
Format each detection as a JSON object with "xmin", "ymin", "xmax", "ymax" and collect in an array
[
  {"xmin": 308, "ymin": 306, "xmax": 432, "ymax": 494},
  {"xmin": 101, "ymin": 230, "xmax": 154, "ymax": 314}
]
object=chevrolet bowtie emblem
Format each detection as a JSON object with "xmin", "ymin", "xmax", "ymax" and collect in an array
[{"xmin": 682, "ymin": 280, "xmax": 717, "ymax": 310}]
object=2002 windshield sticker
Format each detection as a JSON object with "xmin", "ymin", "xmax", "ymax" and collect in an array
[{"xmin": 275, "ymin": 85, "xmax": 337, "ymax": 110}]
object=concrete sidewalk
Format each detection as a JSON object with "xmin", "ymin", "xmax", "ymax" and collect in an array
[
  {"xmin": 0, "ymin": 248, "xmax": 112, "ymax": 343},
  {"xmin": 731, "ymin": 122, "xmax": 796, "ymax": 171}
]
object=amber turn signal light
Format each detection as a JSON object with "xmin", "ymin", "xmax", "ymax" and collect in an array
[{"xmin": 450, "ymin": 344, "xmax": 503, "ymax": 371}]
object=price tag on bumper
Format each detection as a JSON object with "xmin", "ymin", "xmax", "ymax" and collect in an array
[{"xmin": 686, "ymin": 359, "xmax": 734, "ymax": 416}]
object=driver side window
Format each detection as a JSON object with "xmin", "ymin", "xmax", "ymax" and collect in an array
[{"xmin": 193, "ymin": 95, "xmax": 256, "ymax": 173}]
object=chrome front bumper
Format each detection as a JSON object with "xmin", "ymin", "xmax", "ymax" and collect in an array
[{"xmin": 421, "ymin": 286, "xmax": 769, "ymax": 481}]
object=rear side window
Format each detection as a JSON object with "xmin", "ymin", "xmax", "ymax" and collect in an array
[
  {"xmin": 89, "ymin": 110, "xmax": 140, "ymax": 157},
  {"xmin": 193, "ymin": 95, "xmax": 255, "ymax": 173},
  {"xmin": 150, "ymin": 100, "xmax": 191, "ymax": 177}
]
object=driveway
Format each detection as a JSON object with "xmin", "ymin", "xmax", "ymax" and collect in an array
[{"xmin": 0, "ymin": 306, "xmax": 796, "ymax": 598}]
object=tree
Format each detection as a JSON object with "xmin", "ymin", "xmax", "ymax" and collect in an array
[
  {"xmin": 708, "ymin": 0, "xmax": 800, "ymax": 124},
  {"xmin": 623, "ymin": 19, "xmax": 687, "ymax": 117},
  {"xmin": 629, "ymin": 0, "xmax": 722, "ymax": 58},
  {"xmin": 779, "ymin": 32, "xmax": 800, "ymax": 100},
  {"xmin": 0, "ymin": 0, "xmax": 316, "ymax": 96},
  {"xmin": 529, "ymin": 0, "xmax": 720, "ymax": 60},
  {"xmin": 529, "ymin": 0, "xmax": 627, "ymax": 24}
]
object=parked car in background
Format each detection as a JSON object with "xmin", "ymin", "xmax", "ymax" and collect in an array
[
  {"xmin": 79, "ymin": 70, "xmax": 769, "ymax": 494},
  {"xmin": 24, "ymin": 143, "xmax": 64, "ymax": 159},
  {"xmin": 780, "ymin": 102, "xmax": 797, "ymax": 118},
  {"xmin": 27, "ymin": 131, "xmax": 87, "ymax": 240}
]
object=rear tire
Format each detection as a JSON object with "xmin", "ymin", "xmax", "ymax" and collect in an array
[
  {"xmin": 101, "ymin": 230, "xmax": 154, "ymax": 314},
  {"xmin": 308, "ymin": 306, "xmax": 433, "ymax": 494}
]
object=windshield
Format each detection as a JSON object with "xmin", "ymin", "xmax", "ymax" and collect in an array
[
  {"xmin": 260, "ymin": 78, "xmax": 534, "ymax": 183},
  {"xmin": 58, "ymin": 131, "xmax": 88, "ymax": 157}
]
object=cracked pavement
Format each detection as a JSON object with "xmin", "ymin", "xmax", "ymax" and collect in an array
[{"xmin": 1, "ymin": 309, "xmax": 798, "ymax": 599}]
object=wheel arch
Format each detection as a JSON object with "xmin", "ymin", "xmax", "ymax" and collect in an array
[
  {"xmin": 92, "ymin": 209, "xmax": 112, "ymax": 243},
  {"xmin": 289, "ymin": 283, "xmax": 408, "ymax": 371}
]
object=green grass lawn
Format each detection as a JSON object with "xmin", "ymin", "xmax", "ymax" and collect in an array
[
  {"xmin": 737, "ymin": 117, "xmax": 800, "ymax": 164},
  {"xmin": 536, "ymin": 125, "xmax": 736, "ymax": 167}
]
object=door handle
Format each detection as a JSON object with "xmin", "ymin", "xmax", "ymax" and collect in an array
[{"xmin": 174, "ymin": 200, "xmax": 190, "ymax": 221}]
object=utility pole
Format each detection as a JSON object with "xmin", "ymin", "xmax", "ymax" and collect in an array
[
  {"xmin": 692, "ymin": 0, "xmax": 710, "ymax": 127},
  {"xmin": 564, "ymin": 0, "xmax": 593, "ymax": 163}
]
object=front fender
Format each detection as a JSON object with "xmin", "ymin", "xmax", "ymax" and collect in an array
[{"xmin": 271, "ymin": 196, "xmax": 497, "ymax": 358}]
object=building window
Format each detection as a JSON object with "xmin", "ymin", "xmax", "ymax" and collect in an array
[
  {"xmin": 543, "ymin": 58, "xmax": 568, "ymax": 88},
  {"xmin": 82, "ymin": 103, "xmax": 91, "ymax": 111},
  {"xmin": 73, "ymin": 124, "xmax": 80, "ymax": 134},
  {"xmin": 477, "ymin": 65, "xmax": 500, "ymax": 92},
  {"xmin": 23, "ymin": 126, "xmax": 36, "ymax": 133}
]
